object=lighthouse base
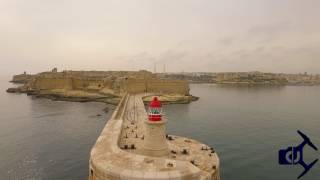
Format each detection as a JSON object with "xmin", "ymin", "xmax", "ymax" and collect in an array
[
  {"xmin": 142, "ymin": 147, "xmax": 169, "ymax": 157},
  {"xmin": 142, "ymin": 120, "xmax": 169, "ymax": 157}
]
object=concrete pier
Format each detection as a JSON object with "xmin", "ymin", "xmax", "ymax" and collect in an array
[{"xmin": 89, "ymin": 94, "xmax": 220, "ymax": 180}]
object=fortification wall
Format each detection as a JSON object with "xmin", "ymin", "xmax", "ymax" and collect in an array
[
  {"xmin": 72, "ymin": 78, "xmax": 105, "ymax": 91},
  {"xmin": 147, "ymin": 80, "xmax": 189, "ymax": 95},
  {"xmin": 11, "ymin": 74, "xmax": 33, "ymax": 83},
  {"xmin": 33, "ymin": 77, "xmax": 73, "ymax": 90},
  {"xmin": 122, "ymin": 78, "xmax": 189, "ymax": 95},
  {"xmin": 102, "ymin": 79, "xmax": 113, "ymax": 89},
  {"xmin": 30, "ymin": 75, "xmax": 190, "ymax": 95},
  {"xmin": 124, "ymin": 79, "xmax": 147, "ymax": 94},
  {"xmin": 72, "ymin": 78, "xmax": 89, "ymax": 90}
]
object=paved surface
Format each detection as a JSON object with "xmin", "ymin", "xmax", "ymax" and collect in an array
[{"xmin": 89, "ymin": 94, "xmax": 220, "ymax": 180}]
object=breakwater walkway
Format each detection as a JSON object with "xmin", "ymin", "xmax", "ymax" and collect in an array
[{"xmin": 89, "ymin": 94, "xmax": 220, "ymax": 180}]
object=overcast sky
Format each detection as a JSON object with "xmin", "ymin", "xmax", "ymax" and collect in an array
[{"xmin": 1, "ymin": 0, "xmax": 320, "ymax": 75}]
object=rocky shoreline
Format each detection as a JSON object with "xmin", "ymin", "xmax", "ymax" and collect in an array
[
  {"xmin": 7, "ymin": 86, "xmax": 198, "ymax": 105},
  {"xmin": 7, "ymin": 86, "xmax": 122, "ymax": 105},
  {"xmin": 6, "ymin": 69, "xmax": 199, "ymax": 106},
  {"xmin": 7, "ymin": 83, "xmax": 198, "ymax": 106},
  {"xmin": 142, "ymin": 94, "xmax": 199, "ymax": 105}
]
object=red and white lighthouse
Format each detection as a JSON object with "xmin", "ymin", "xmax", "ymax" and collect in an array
[
  {"xmin": 143, "ymin": 96, "xmax": 169, "ymax": 157},
  {"xmin": 148, "ymin": 97, "xmax": 162, "ymax": 121}
]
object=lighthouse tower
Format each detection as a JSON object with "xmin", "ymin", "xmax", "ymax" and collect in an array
[{"xmin": 143, "ymin": 97, "xmax": 169, "ymax": 157}]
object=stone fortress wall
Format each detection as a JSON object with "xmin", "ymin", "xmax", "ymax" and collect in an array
[
  {"xmin": 24, "ymin": 69, "xmax": 189, "ymax": 96},
  {"xmin": 33, "ymin": 77, "xmax": 74, "ymax": 90},
  {"xmin": 146, "ymin": 80, "xmax": 189, "ymax": 95},
  {"xmin": 11, "ymin": 72, "xmax": 33, "ymax": 83},
  {"xmin": 122, "ymin": 78, "xmax": 189, "ymax": 95},
  {"xmin": 13, "ymin": 69, "xmax": 320, "ymax": 87}
]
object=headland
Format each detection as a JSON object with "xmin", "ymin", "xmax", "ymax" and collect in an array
[{"xmin": 7, "ymin": 68, "xmax": 197, "ymax": 105}]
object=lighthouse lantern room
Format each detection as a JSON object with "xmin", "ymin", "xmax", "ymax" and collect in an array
[{"xmin": 148, "ymin": 97, "xmax": 162, "ymax": 121}]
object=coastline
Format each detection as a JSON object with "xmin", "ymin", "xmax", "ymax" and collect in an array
[
  {"xmin": 6, "ymin": 83, "xmax": 198, "ymax": 106},
  {"xmin": 6, "ymin": 70, "xmax": 197, "ymax": 106}
]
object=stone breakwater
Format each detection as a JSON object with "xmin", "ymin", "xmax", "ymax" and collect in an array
[
  {"xmin": 89, "ymin": 94, "xmax": 220, "ymax": 180},
  {"xmin": 7, "ymin": 70, "xmax": 198, "ymax": 105}
]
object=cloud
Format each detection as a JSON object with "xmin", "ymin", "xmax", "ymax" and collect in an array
[
  {"xmin": 245, "ymin": 21, "xmax": 293, "ymax": 43},
  {"xmin": 0, "ymin": 0, "xmax": 320, "ymax": 74},
  {"xmin": 157, "ymin": 50, "xmax": 188, "ymax": 63},
  {"xmin": 217, "ymin": 37, "xmax": 236, "ymax": 46}
]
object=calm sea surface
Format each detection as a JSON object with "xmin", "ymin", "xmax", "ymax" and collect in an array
[{"xmin": 0, "ymin": 76, "xmax": 319, "ymax": 180}]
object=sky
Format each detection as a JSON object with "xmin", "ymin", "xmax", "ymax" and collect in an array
[{"xmin": 1, "ymin": 0, "xmax": 320, "ymax": 75}]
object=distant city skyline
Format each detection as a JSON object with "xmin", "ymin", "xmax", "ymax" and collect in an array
[{"xmin": 1, "ymin": 0, "xmax": 320, "ymax": 75}]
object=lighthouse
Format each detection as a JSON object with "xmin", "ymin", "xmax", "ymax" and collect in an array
[{"xmin": 143, "ymin": 96, "xmax": 169, "ymax": 157}]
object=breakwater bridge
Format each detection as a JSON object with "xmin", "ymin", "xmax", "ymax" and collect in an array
[{"xmin": 89, "ymin": 94, "xmax": 220, "ymax": 180}]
